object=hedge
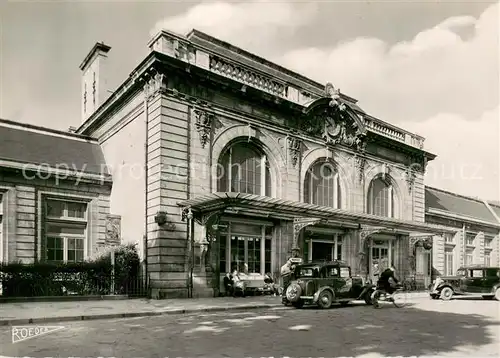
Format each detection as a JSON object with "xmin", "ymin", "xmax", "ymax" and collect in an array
[{"xmin": 0, "ymin": 244, "xmax": 142, "ymax": 297}]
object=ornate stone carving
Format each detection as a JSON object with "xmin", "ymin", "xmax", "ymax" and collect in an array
[
  {"xmin": 293, "ymin": 218, "xmax": 325, "ymax": 248},
  {"xmin": 359, "ymin": 227, "xmax": 385, "ymax": 251},
  {"xmin": 405, "ymin": 165, "xmax": 417, "ymax": 193},
  {"xmin": 143, "ymin": 72, "xmax": 167, "ymax": 97},
  {"xmin": 105, "ymin": 215, "xmax": 121, "ymax": 245},
  {"xmin": 287, "ymin": 136, "xmax": 302, "ymax": 167},
  {"xmin": 194, "ymin": 109, "xmax": 215, "ymax": 149},
  {"xmin": 325, "ymin": 82, "xmax": 346, "ymax": 111},
  {"xmin": 293, "ymin": 83, "xmax": 367, "ymax": 152},
  {"xmin": 355, "ymin": 156, "xmax": 366, "ymax": 184}
]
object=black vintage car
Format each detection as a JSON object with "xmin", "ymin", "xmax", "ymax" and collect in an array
[
  {"xmin": 284, "ymin": 260, "xmax": 374, "ymax": 309},
  {"xmin": 429, "ymin": 266, "xmax": 500, "ymax": 301}
]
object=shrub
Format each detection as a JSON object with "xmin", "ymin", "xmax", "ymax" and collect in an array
[{"xmin": 0, "ymin": 243, "xmax": 141, "ymax": 297}]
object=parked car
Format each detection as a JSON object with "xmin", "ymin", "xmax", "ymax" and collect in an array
[
  {"xmin": 284, "ymin": 260, "xmax": 374, "ymax": 309},
  {"xmin": 429, "ymin": 266, "xmax": 500, "ymax": 301}
]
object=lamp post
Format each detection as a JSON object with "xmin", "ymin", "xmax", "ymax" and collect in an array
[
  {"xmin": 110, "ymin": 246, "xmax": 116, "ymax": 295},
  {"xmin": 186, "ymin": 208, "xmax": 194, "ymax": 298}
]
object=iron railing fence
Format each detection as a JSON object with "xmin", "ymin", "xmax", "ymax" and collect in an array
[{"xmin": 0, "ymin": 270, "xmax": 149, "ymax": 298}]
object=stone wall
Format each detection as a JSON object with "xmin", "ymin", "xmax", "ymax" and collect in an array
[
  {"xmin": 428, "ymin": 213, "xmax": 500, "ymax": 275},
  {"xmin": 146, "ymin": 93, "xmax": 190, "ymax": 299}
]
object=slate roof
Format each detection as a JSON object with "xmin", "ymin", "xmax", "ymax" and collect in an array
[
  {"xmin": 489, "ymin": 203, "xmax": 500, "ymax": 220},
  {"xmin": 425, "ymin": 186, "xmax": 497, "ymax": 224},
  {"xmin": 0, "ymin": 119, "xmax": 108, "ymax": 175}
]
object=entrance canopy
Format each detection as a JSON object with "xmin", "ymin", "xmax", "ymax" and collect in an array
[{"xmin": 177, "ymin": 192, "xmax": 457, "ymax": 235}]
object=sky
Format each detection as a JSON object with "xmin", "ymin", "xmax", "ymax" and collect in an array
[{"xmin": 0, "ymin": 0, "xmax": 499, "ymax": 202}]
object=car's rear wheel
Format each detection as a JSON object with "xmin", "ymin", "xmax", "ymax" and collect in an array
[
  {"xmin": 440, "ymin": 287, "xmax": 454, "ymax": 301},
  {"xmin": 494, "ymin": 288, "xmax": 500, "ymax": 301},
  {"xmin": 317, "ymin": 290, "xmax": 333, "ymax": 309}
]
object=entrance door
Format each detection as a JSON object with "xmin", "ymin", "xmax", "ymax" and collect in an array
[
  {"xmin": 370, "ymin": 240, "xmax": 390, "ymax": 281},
  {"xmin": 311, "ymin": 242, "xmax": 334, "ymax": 261}
]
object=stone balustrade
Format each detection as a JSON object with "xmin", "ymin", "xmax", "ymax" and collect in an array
[{"xmin": 149, "ymin": 30, "xmax": 425, "ymax": 150}]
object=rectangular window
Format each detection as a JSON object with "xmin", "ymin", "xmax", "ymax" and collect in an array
[
  {"xmin": 444, "ymin": 250, "xmax": 454, "ymax": 276},
  {"xmin": 445, "ymin": 234, "xmax": 454, "ymax": 243},
  {"xmin": 471, "ymin": 269, "xmax": 484, "ymax": 278},
  {"xmin": 336, "ymin": 237, "xmax": 343, "ymax": 261},
  {"xmin": 484, "ymin": 253, "xmax": 491, "ymax": 267},
  {"xmin": 466, "ymin": 234, "xmax": 475, "ymax": 246},
  {"xmin": 339, "ymin": 267, "xmax": 350, "ymax": 278},
  {"xmin": 223, "ymin": 232, "xmax": 271, "ymax": 275},
  {"xmin": 44, "ymin": 198, "xmax": 88, "ymax": 263},
  {"xmin": 466, "ymin": 252, "xmax": 473, "ymax": 266},
  {"xmin": 46, "ymin": 199, "xmax": 87, "ymax": 220},
  {"xmin": 485, "ymin": 239, "xmax": 493, "ymax": 249}
]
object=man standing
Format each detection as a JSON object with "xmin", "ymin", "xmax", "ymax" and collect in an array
[{"xmin": 280, "ymin": 247, "xmax": 303, "ymax": 304}]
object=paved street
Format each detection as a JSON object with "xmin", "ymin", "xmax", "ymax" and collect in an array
[{"xmin": 0, "ymin": 298, "xmax": 499, "ymax": 357}]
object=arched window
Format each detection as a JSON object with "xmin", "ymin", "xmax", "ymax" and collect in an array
[
  {"xmin": 304, "ymin": 161, "xmax": 341, "ymax": 208},
  {"xmin": 217, "ymin": 142, "xmax": 272, "ymax": 196},
  {"xmin": 367, "ymin": 177, "xmax": 393, "ymax": 217}
]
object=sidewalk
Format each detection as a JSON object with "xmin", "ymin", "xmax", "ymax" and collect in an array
[
  {"xmin": 0, "ymin": 291, "xmax": 430, "ymax": 326},
  {"xmin": 0, "ymin": 296, "xmax": 283, "ymax": 326}
]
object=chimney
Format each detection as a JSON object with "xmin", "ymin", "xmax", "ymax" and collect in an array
[{"xmin": 79, "ymin": 42, "xmax": 111, "ymax": 124}]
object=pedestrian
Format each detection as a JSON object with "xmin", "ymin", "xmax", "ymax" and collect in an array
[
  {"xmin": 264, "ymin": 272, "xmax": 279, "ymax": 295},
  {"xmin": 280, "ymin": 247, "xmax": 303, "ymax": 304},
  {"xmin": 223, "ymin": 272, "xmax": 234, "ymax": 297}
]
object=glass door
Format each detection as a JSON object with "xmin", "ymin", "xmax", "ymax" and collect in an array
[{"xmin": 370, "ymin": 240, "xmax": 389, "ymax": 281}]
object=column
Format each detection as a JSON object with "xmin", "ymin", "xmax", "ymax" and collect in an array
[
  {"xmin": 261, "ymin": 155, "xmax": 267, "ymax": 196},
  {"xmin": 260, "ymin": 226, "xmax": 265, "ymax": 274},
  {"xmin": 388, "ymin": 185, "xmax": 393, "ymax": 218},
  {"xmin": 333, "ymin": 173, "xmax": 339, "ymax": 209}
]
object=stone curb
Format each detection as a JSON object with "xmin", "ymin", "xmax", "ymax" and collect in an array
[
  {"xmin": 0, "ymin": 303, "xmax": 281, "ymax": 326},
  {"xmin": 0, "ymin": 295, "xmax": 130, "ymax": 304}
]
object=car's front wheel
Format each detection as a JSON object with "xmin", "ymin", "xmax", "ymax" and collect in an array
[
  {"xmin": 317, "ymin": 290, "xmax": 333, "ymax": 309},
  {"xmin": 440, "ymin": 287, "xmax": 454, "ymax": 301},
  {"xmin": 494, "ymin": 288, "xmax": 500, "ymax": 301}
]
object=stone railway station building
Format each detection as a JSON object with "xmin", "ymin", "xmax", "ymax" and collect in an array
[{"xmin": 0, "ymin": 29, "xmax": 498, "ymax": 298}]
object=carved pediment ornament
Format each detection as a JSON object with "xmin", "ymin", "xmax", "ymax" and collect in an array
[
  {"xmin": 287, "ymin": 135, "xmax": 302, "ymax": 168},
  {"xmin": 295, "ymin": 82, "xmax": 366, "ymax": 152},
  {"xmin": 194, "ymin": 109, "xmax": 215, "ymax": 149}
]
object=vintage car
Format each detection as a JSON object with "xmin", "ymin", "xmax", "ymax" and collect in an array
[
  {"xmin": 284, "ymin": 260, "xmax": 374, "ymax": 309},
  {"xmin": 429, "ymin": 266, "xmax": 500, "ymax": 301}
]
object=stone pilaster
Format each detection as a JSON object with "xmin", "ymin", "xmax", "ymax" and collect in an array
[{"xmin": 146, "ymin": 88, "xmax": 190, "ymax": 299}]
